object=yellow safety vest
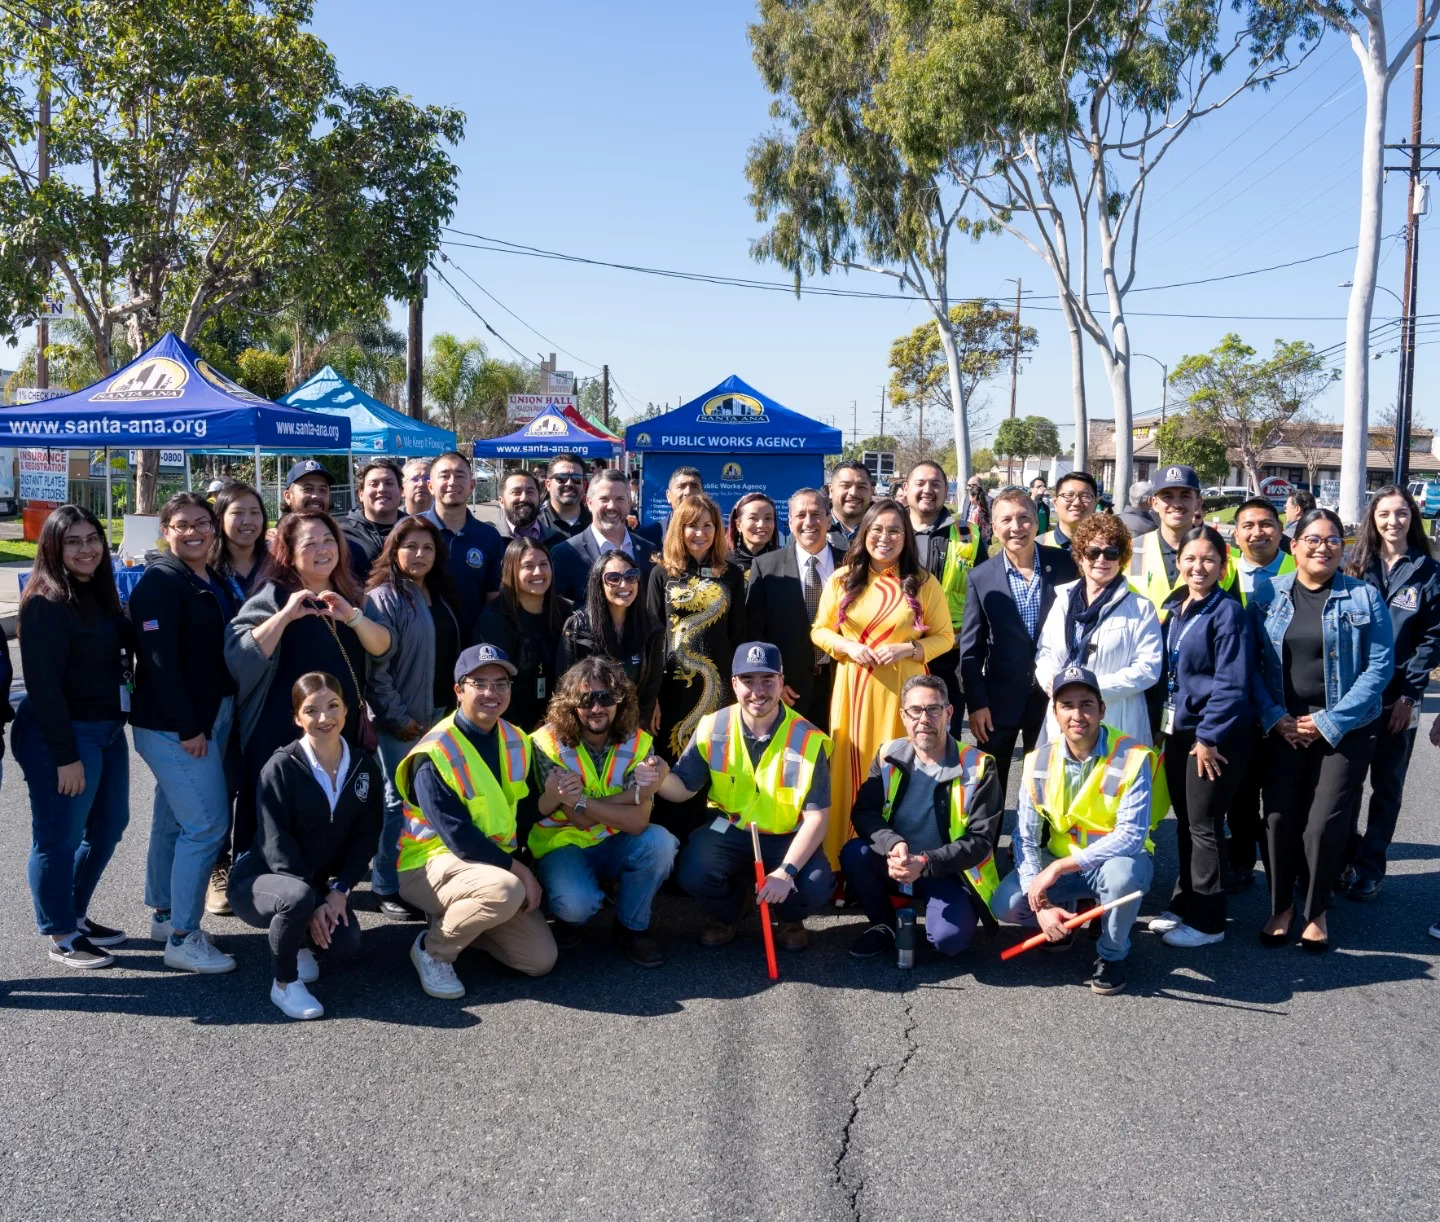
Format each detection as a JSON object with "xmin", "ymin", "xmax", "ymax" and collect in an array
[
  {"xmin": 1227, "ymin": 548, "xmax": 1296, "ymax": 607},
  {"xmin": 697, "ymin": 704, "xmax": 830, "ymax": 835},
  {"xmin": 527, "ymin": 726, "xmax": 653, "ymax": 858},
  {"xmin": 1128, "ymin": 529, "xmax": 1238, "ymax": 613},
  {"xmin": 1021, "ymin": 726, "xmax": 1164, "ymax": 858},
  {"xmin": 878, "ymin": 740, "xmax": 999, "ymax": 910},
  {"xmin": 938, "ymin": 522, "xmax": 981, "ymax": 632},
  {"xmin": 394, "ymin": 714, "xmax": 531, "ymax": 872}
]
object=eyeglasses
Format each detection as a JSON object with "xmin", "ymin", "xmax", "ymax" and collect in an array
[
  {"xmin": 1299, "ymin": 535, "xmax": 1344, "ymax": 551},
  {"xmin": 462, "ymin": 677, "xmax": 511, "ymax": 693},
  {"xmin": 576, "ymin": 690, "xmax": 617, "ymax": 709},
  {"xmin": 1057, "ymin": 492, "xmax": 1096, "ymax": 505},
  {"xmin": 901, "ymin": 704, "xmax": 947, "ymax": 721},
  {"xmin": 62, "ymin": 532, "xmax": 103, "ymax": 549},
  {"xmin": 551, "ymin": 473, "xmax": 585, "ymax": 484},
  {"xmin": 167, "ymin": 519, "xmax": 214, "ymax": 535},
  {"xmin": 603, "ymin": 568, "xmax": 641, "ymax": 585},
  {"xmin": 1082, "ymin": 545, "xmax": 1122, "ymax": 562}
]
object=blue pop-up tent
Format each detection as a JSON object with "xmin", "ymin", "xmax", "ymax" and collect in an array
[
  {"xmin": 624, "ymin": 375, "xmax": 841, "ymax": 532},
  {"xmin": 473, "ymin": 405, "xmax": 621, "ymax": 460},
  {"xmin": 282, "ymin": 365, "xmax": 455, "ymax": 456}
]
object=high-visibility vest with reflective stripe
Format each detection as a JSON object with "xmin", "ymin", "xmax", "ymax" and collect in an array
[
  {"xmin": 697, "ymin": 704, "xmax": 830, "ymax": 835},
  {"xmin": 394, "ymin": 714, "xmax": 531, "ymax": 871},
  {"xmin": 1128, "ymin": 529, "xmax": 1238, "ymax": 613},
  {"xmin": 1021, "ymin": 726, "xmax": 1162, "ymax": 858},
  {"xmin": 527, "ymin": 726, "xmax": 653, "ymax": 858},
  {"xmin": 1227, "ymin": 548, "xmax": 1296, "ymax": 607},
  {"xmin": 938, "ymin": 522, "xmax": 981, "ymax": 631},
  {"xmin": 878, "ymin": 740, "xmax": 999, "ymax": 910}
]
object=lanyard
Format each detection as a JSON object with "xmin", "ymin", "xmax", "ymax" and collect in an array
[{"xmin": 1167, "ymin": 589, "xmax": 1218, "ymax": 693}]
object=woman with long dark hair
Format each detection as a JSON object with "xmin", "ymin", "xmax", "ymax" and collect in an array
[
  {"xmin": 209, "ymin": 481, "xmax": 268, "ymax": 601},
  {"xmin": 364, "ymin": 515, "xmax": 463, "ymax": 915},
  {"xmin": 812, "ymin": 498, "xmax": 953, "ymax": 865},
  {"xmin": 556, "ymin": 549, "xmax": 664, "ymax": 725},
  {"xmin": 1341, "ymin": 485, "xmax": 1440, "ymax": 899},
  {"xmin": 225, "ymin": 509, "xmax": 391, "ymax": 855},
  {"xmin": 474, "ymin": 537, "xmax": 570, "ymax": 732},
  {"xmin": 1253, "ymin": 507, "xmax": 1392, "ymax": 951},
  {"xmin": 726, "ymin": 492, "xmax": 780, "ymax": 579},
  {"xmin": 12, "ymin": 506, "xmax": 133, "ymax": 968}
]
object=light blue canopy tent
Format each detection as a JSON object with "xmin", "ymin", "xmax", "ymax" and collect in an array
[{"xmin": 281, "ymin": 365, "xmax": 456, "ymax": 456}]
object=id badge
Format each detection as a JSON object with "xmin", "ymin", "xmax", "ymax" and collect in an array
[
  {"xmin": 118, "ymin": 684, "xmax": 131, "ymax": 714},
  {"xmin": 710, "ymin": 816, "xmax": 733, "ymax": 835},
  {"xmin": 1160, "ymin": 701, "xmax": 1175, "ymax": 736},
  {"xmin": 536, "ymin": 676, "xmax": 546, "ymax": 699},
  {"xmin": 1411, "ymin": 702, "xmax": 1422, "ymax": 730}
]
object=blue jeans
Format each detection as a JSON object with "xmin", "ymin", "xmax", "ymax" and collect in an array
[
  {"xmin": 993, "ymin": 852, "xmax": 1154, "ymax": 962},
  {"xmin": 536, "ymin": 825, "xmax": 680, "ymax": 931},
  {"xmin": 839, "ymin": 839, "xmax": 977, "ymax": 957},
  {"xmin": 135, "ymin": 697, "xmax": 233, "ymax": 933},
  {"xmin": 372, "ymin": 715, "xmax": 444, "ymax": 895},
  {"xmin": 12, "ymin": 701, "xmax": 131, "ymax": 936},
  {"xmin": 676, "ymin": 822, "xmax": 835, "ymax": 924}
]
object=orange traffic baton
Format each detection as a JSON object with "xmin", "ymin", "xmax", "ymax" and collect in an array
[{"xmin": 1000, "ymin": 889, "xmax": 1144, "ymax": 961}]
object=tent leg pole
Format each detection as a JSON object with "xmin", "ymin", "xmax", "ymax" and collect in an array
[
  {"xmin": 253, "ymin": 445, "xmax": 261, "ymax": 512},
  {"xmin": 184, "ymin": 454, "xmax": 192, "ymax": 493},
  {"xmin": 348, "ymin": 443, "xmax": 355, "ymax": 511},
  {"xmin": 104, "ymin": 447, "xmax": 113, "ymax": 547}
]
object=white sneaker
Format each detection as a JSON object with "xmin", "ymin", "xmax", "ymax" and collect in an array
[
  {"xmin": 1162, "ymin": 923, "xmax": 1225, "ymax": 948},
  {"xmin": 270, "ymin": 979, "xmax": 324, "ymax": 1020},
  {"xmin": 296, "ymin": 947, "xmax": 319, "ymax": 984},
  {"xmin": 149, "ymin": 913, "xmax": 174, "ymax": 943},
  {"xmin": 163, "ymin": 930, "xmax": 237, "ymax": 974},
  {"xmin": 1148, "ymin": 911, "xmax": 1183, "ymax": 934},
  {"xmin": 1428, "ymin": 918, "xmax": 1440, "ymax": 941},
  {"xmin": 410, "ymin": 931, "xmax": 464, "ymax": 999}
]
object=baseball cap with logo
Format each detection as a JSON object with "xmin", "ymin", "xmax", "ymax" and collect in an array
[
  {"xmin": 286, "ymin": 459, "xmax": 332, "ymax": 487},
  {"xmin": 1152, "ymin": 464, "xmax": 1200, "ymax": 494},
  {"xmin": 731, "ymin": 641, "xmax": 783, "ymax": 677},
  {"xmin": 1052, "ymin": 665, "xmax": 1102, "ymax": 700},
  {"xmin": 454, "ymin": 643, "xmax": 518, "ymax": 681}
]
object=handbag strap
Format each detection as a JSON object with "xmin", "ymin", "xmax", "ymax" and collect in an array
[{"xmin": 321, "ymin": 614, "xmax": 364, "ymax": 700}]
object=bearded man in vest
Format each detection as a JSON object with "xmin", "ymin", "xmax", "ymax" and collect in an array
[
  {"xmin": 530, "ymin": 656, "xmax": 676, "ymax": 968},
  {"xmin": 1127, "ymin": 464, "xmax": 1237, "ymax": 609},
  {"xmin": 659, "ymin": 641, "xmax": 835, "ymax": 951},
  {"xmin": 906, "ymin": 460, "xmax": 985, "ymax": 737},
  {"xmin": 841, "ymin": 674, "xmax": 1002, "ymax": 960},
  {"xmin": 992, "ymin": 665, "xmax": 1156, "ymax": 996},
  {"xmin": 395, "ymin": 644, "xmax": 555, "ymax": 1000}
]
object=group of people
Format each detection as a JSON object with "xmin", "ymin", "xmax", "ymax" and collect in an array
[{"xmin": 9, "ymin": 449, "xmax": 1437, "ymax": 1017}]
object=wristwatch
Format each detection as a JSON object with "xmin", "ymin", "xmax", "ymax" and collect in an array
[
  {"xmin": 573, "ymin": 796, "xmax": 589, "ymax": 818},
  {"xmin": 1399, "ymin": 695, "xmax": 1417, "ymax": 707},
  {"xmin": 781, "ymin": 863, "xmax": 799, "ymax": 881}
]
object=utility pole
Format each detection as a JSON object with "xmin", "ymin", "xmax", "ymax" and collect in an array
[
  {"xmin": 601, "ymin": 364, "xmax": 610, "ymax": 429},
  {"xmin": 406, "ymin": 269, "xmax": 426, "ymax": 420},
  {"xmin": 1393, "ymin": 0, "xmax": 1427, "ymax": 487},
  {"xmin": 1007, "ymin": 278, "xmax": 1022, "ymax": 419},
  {"xmin": 851, "ymin": 399, "xmax": 858, "ymax": 445},
  {"xmin": 35, "ymin": 6, "xmax": 50, "ymax": 392},
  {"xmin": 878, "ymin": 385, "xmax": 886, "ymax": 440}
]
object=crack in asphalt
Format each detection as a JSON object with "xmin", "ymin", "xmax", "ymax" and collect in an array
[{"xmin": 833, "ymin": 972, "xmax": 922, "ymax": 1221}]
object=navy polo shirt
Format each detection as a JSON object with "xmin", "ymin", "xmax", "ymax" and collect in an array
[{"xmin": 422, "ymin": 507, "xmax": 505, "ymax": 625}]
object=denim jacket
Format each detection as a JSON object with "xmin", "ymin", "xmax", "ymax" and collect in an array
[{"xmin": 1250, "ymin": 572, "xmax": 1393, "ymax": 746}]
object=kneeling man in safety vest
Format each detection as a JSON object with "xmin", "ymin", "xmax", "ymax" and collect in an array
[
  {"xmin": 658, "ymin": 641, "xmax": 835, "ymax": 951},
  {"xmin": 992, "ymin": 665, "xmax": 1155, "ymax": 996},
  {"xmin": 841, "ymin": 674, "xmax": 1002, "ymax": 960},
  {"xmin": 530, "ymin": 656, "xmax": 676, "ymax": 968},
  {"xmin": 396, "ymin": 644, "xmax": 555, "ymax": 1000}
]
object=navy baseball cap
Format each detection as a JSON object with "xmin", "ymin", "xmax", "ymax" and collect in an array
[
  {"xmin": 286, "ymin": 459, "xmax": 332, "ymax": 487},
  {"xmin": 1152, "ymin": 464, "xmax": 1200, "ymax": 494},
  {"xmin": 732, "ymin": 641, "xmax": 782, "ymax": 677},
  {"xmin": 454, "ymin": 643, "xmax": 518, "ymax": 681},
  {"xmin": 1052, "ymin": 665, "xmax": 1102, "ymax": 700}
]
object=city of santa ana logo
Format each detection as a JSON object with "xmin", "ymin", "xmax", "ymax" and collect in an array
[
  {"xmin": 635, "ymin": 433, "xmax": 652, "ymax": 447},
  {"xmin": 699, "ymin": 392, "xmax": 768, "ymax": 424},
  {"xmin": 524, "ymin": 413, "xmax": 568, "ymax": 437},
  {"xmin": 196, "ymin": 359, "xmax": 270, "ymax": 405},
  {"xmin": 721, "ymin": 462, "xmax": 743, "ymax": 480},
  {"xmin": 92, "ymin": 357, "xmax": 188, "ymax": 402}
]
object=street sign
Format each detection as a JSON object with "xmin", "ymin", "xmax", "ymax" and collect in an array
[
  {"xmin": 19, "ymin": 447, "xmax": 67, "ymax": 501},
  {"xmin": 36, "ymin": 288, "xmax": 73, "ymax": 320},
  {"xmin": 12, "ymin": 387, "xmax": 68, "ymax": 404},
  {"xmin": 508, "ymin": 392, "xmax": 577, "ymax": 424},
  {"xmin": 1318, "ymin": 479, "xmax": 1340, "ymax": 509},
  {"xmin": 548, "ymin": 371, "xmax": 575, "ymax": 394}
]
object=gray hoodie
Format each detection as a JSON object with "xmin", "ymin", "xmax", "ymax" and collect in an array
[{"xmin": 364, "ymin": 580, "xmax": 461, "ymax": 733}]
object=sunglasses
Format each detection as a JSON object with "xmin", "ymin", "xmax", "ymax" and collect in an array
[
  {"xmin": 1083, "ymin": 545, "xmax": 1123, "ymax": 562},
  {"xmin": 603, "ymin": 568, "xmax": 641, "ymax": 585},
  {"xmin": 577, "ymin": 690, "xmax": 617, "ymax": 709},
  {"xmin": 551, "ymin": 473, "xmax": 585, "ymax": 484}
]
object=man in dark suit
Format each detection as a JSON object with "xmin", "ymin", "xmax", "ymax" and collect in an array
[
  {"xmin": 960, "ymin": 486, "xmax": 1077, "ymax": 811},
  {"xmin": 549, "ymin": 468, "xmax": 657, "ymax": 604},
  {"xmin": 635, "ymin": 465, "xmax": 705, "ymax": 549},
  {"xmin": 745, "ymin": 487, "xmax": 842, "ymax": 731}
]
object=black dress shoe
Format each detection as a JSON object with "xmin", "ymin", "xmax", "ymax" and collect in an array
[
  {"xmin": 1225, "ymin": 868, "xmax": 1255, "ymax": 895},
  {"xmin": 613, "ymin": 922, "xmax": 666, "ymax": 968},
  {"xmin": 1347, "ymin": 877, "xmax": 1381, "ymax": 902},
  {"xmin": 1300, "ymin": 935, "xmax": 1330, "ymax": 954},
  {"xmin": 1259, "ymin": 929, "xmax": 1288, "ymax": 948}
]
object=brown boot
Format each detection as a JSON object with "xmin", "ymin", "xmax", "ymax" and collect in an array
[
  {"xmin": 699, "ymin": 920, "xmax": 738, "ymax": 948},
  {"xmin": 775, "ymin": 920, "xmax": 808, "ymax": 951},
  {"xmin": 205, "ymin": 864, "xmax": 232, "ymax": 917}
]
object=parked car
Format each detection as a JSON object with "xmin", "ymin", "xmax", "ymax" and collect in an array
[
  {"xmin": 1202, "ymin": 485, "xmax": 1250, "ymax": 500},
  {"xmin": 1406, "ymin": 480, "xmax": 1440, "ymax": 518}
]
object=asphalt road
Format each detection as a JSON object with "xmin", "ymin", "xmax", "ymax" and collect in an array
[{"xmin": 0, "ymin": 693, "xmax": 1437, "ymax": 1221}]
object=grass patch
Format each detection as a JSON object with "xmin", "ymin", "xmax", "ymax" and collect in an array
[{"xmin": 0, "ymin": 541, "xmax": 37, "ymax": 564}]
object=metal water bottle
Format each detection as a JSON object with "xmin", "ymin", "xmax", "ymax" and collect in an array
[{"xmin": 895, "ymin": 904, "xmax": 916, "ymax": 970}]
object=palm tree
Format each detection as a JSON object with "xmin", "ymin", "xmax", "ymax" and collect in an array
[{"xmin": 424, "ymin": 332, "xmax": 487, "ymax": 437}]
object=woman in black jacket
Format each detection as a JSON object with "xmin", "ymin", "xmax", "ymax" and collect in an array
[
  {"xmin": 12, "ymin": 505, "xmax": 133, "ymax": 969},
  {"xmin": 131, "ymin": 492, "xmax": 242, "ymax": 975},
  {"xmin": 726, "ymin": 492, "xmax": 780, "ymax": 579},
  {"xmin": 228, "ymin": 672, "xmax": 383, "ymax": 1020},
  {"xmin": 556, "ymin": 550, "xmax": 664, "ymax": 725},
  {"xmin": 1342, "ymin": 485, "xmax": 1440, "ymax": 899},
  {"xmin": 474, "ymin": 537, "xmax": 570, "ymax": 731}
]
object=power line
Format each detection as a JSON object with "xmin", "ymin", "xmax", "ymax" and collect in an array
[{"xmin": 427, "ymin": 263, "xmax": 541, "ymax": 369}]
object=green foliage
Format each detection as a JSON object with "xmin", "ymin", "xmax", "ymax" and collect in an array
[
  {"xmin": 994, "ymin": 415, "xmax": 1062, "ymax": 463},
  {"xmin": 1154, "ymin": 411, "xmax": 1231, "ymax": 487},
  {"xmin": 235, "ymin": 348, "xmax": 290, "ymax": 401},
  {"xmin": 422, "ymin": 332, "xmax": 534, "ymax": 449},
  {"xmin": 971, "ymin": 446, "xmax": 996, "ymax": 474},
  {"xmin": 888, "ymin": 301, "xmax": 1035, "ymax": 430}
]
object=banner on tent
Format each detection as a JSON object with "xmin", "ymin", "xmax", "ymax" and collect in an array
[{"xmin": 640, "ymin": 452, "xmax": 822, "ymax": 536}]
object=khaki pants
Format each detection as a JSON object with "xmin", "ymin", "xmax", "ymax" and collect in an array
[{"xmin": 399, "ymin": 853, "xmax": 557, "ymax": 977}]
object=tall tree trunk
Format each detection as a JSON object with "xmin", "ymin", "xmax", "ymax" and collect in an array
[
  {"xmin": 126, "ymin": 314, "xmax": 160, "ymax": 514},
  {"xmin": 1339, "ymin": 40, "xmax": 1390, "ymax": 527},
  {"xmin": 937, "ymin": 322, "xmax": 972, "ymax": 488},
  {"xmin": 1060, "ymin": 297, "xmax": 1089, "ymax": 473}
]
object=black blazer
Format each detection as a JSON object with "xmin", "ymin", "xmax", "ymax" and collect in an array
[
  {"xmin": 959, "ymin": 544, "xmax": 1077, "ymax": 727},
  {"xmin": 745, "ymin": 540, "xmax": 844, "ymax": 709},
  {"xmin": 635, "ymin": 519, "xmax": 666, "ymax": 549},
  {"xmin": 550, "ymin": 529, "xmax": 657, "ymax": 605}
]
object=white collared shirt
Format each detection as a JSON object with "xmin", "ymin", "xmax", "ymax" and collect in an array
[
  {"xmin": 299, "ymin": 737, "xmax": 351, "ymax": 814},
  {"xmin": 589, "ymin": 522, "xmax": 635, "ymax": 558},
  {"xmin": 798, "ymin": 542, "xmax": 835, "ymax": 583}
]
